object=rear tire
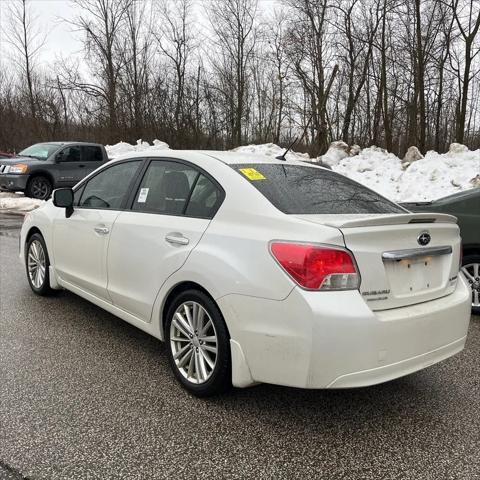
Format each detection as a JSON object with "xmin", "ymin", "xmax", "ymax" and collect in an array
[
  {"xmin": 26, "ymin": 175, "xmax": 52, "ymax": 200},
  {"xmin": 165, "ymin": 289, "xmax": 231, "ymax": 396},
  {"xmin": 461, "ymin": 254, "xmax": 480, "ymax": 315},
  {"xmin": 25, "ymin": 233, "xmax": 54, "ymax": 296}
]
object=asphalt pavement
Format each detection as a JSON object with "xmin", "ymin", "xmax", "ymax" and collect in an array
[{"xmin": 1, "ymin": 213, "xmax": 479, "ymax": 479}]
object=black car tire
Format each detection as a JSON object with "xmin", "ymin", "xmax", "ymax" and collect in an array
[
  {"xmin": 25, "ymin": 233, "xmax": 54, "ymax": 296},
  {"xmin": 165, "ymin": 289, "xmax": 231, "ymax": 397},
  {"xmin": 462, "ymin": 253, "xmax": 480, "ymax": 315},
  {"xmin": 26, "ymin": 175, "xmax": 53, "ymax": 200}
]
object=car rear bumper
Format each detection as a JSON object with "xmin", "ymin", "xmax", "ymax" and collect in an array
[
  {"xmin": 326, "ymin": 335, "xmax": 466, "ymax": 388},
  {"xmin": 0, "ymin": 174, "xmax": 29, "ymax": 192},
  {"xmin": 218, "ymin": 275, "xmax": 471, "ymax": 389}
]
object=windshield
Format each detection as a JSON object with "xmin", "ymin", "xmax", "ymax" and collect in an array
[
  {"xmin": 232, "ymin": 163, "xmax": 406, "ymax": 214},
  {"xmin": 18, "ymin": 143, "xmax": 59, "ymax": 160}
]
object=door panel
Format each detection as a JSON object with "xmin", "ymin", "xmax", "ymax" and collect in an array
[
  {"xmin": 53, "ymin": 159, "xmax": 143, "ymax": 300},
  {"xmin": 53, "ymin": 208, "xmax": 119, "ymax": 300},
  {"xmin": 106, "ymin": 212, "xmax": 210, "ymax": 321},
  {"xmin": 55, "ymin": 146, "xmax": 85, "ymax": 186}
]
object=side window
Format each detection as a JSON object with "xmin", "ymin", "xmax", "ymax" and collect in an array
[
  {"xmin": 59, "ymin": 146, "xmax": 81, "ymax": 162},
  {"xmin": 78, "ymin": 160, "xmax": 141, "ymax": 210},
  {"xmin": 184, "ymin": 174, "xmax": 223, "ymax": 218},
  {"xmin": 82, "ymin": 146, "xmax": 103, "ymax": 162},
  {"xmin": 132, "ymin": 161, "xmax": 199, "ymax": 215}
]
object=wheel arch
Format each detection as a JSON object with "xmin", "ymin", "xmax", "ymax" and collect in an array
[
  {"xmin": 160, "ymin": 281, "xmax": 226, "ymax": 337},
  {"xmin": 25, "ymin": 226, "xmax": 44, "ymax": 243},
  {"xmin": 27, "ymin": 170, "xmax": 55, "ymax": 189},
  {"xmin": 462, "ymin": 244, "xmax": 480, "ymax": 259},
  {"xmin": 24, "ymin": 225, "xmax": 52, "ymax": 266}
]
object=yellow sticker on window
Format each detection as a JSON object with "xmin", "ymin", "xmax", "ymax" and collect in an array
[{"xmin": 239, "ymin": 168, "xmax": 266, "ymax": 181}]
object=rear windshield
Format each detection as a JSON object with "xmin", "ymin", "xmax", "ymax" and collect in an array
[{"xmin": 232, "ymin": 163, "xmax": 405, "ymax": 214}]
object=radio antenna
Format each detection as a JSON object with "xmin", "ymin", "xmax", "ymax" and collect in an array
[{"xmin": 275, "ymin": 115, "xmax": 314, "ymax": 161}]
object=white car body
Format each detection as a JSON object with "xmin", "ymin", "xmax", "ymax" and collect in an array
[{"xmin": 20, "ymin": 151, "xmax": 471, "ymax": 390}]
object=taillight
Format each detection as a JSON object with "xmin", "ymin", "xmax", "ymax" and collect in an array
[{"xmin": 270, "ymin": 242, "xmax": 360, "ymax": 291}]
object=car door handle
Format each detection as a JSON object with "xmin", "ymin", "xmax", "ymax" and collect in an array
[
  {"xmin": 79, "ymin": 164, "xmax": 85, "ymax": 168},
  {"xmin": 94, "ymin": 226, "xmax": 109, "ymax": 235},
  {"xmin": 165, "ymin": 233, "xmax": 189, "ymax": 245}
]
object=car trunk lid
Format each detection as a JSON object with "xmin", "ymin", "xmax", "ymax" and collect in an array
[{"xmin": 295, "ymin": 213, "xmax": 461, "ymax": 311}]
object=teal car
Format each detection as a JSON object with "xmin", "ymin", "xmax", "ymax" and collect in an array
[{"xmin": 402, "ymin": 188, "xmax": 480, "ymax": 314}]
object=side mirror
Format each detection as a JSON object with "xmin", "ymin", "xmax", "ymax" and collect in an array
[
  {"xmin": 53, "ymin": 188, "xmax": 74, "ymax": 218},
  {"xmin": 55, "ymin": 151, "xmax": 64, "ymax": 162}
]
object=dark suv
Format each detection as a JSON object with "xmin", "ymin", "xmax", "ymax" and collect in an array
[{"xmin": 0, "ymin": 142, "xmax": 109, "ymax": 199}]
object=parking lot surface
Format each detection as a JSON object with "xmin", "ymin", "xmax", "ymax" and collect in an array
[{"xmin": 1, "ymin": 214, "xmax": 479, "ymax": 479}]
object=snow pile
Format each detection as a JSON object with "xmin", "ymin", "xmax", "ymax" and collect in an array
[
  {"xmin": 403, "ymin": 146, "xmax": 423, "ymax": 165},
  {"xmin": 106, "ymin": 139, "xmax": 169, "ymax": 158},
  {"xmin": 328, "ymin": 143, "xmax": 480, "ymax": 202},
  {"xmin": 449, "ymin": 143, "xmax": 470, "ymax": 154},
  {"xmin": 320, "ymin": 141, "xmax": 351, "ymax": 166},
  {"xmin": 0, "ymin": 192, "xmax": 44, "ymax": 212},
  {"xmin": 232, "ymin": 142, "xmax": 310, "ymax": 161},
  {"xmin": 326, "ymin": 146, "xmax": 405, "ymax": 199}
]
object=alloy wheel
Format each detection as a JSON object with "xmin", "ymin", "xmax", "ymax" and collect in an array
[
  {"xmin": 170, "ymin": 301, "xmax": 218, "ymax": 384},
  {"xmin": 27, "ymin": 240, "xmax": 46, "ymax": 289},
  {"xmin": 461, "ymin": 262, "xmax": 480, "ymax": 308},
  {"xmin": 30, "ymin": 178, "xmax": 50, "ymax": 199}
]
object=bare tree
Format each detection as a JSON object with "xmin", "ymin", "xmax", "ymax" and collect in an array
[
  {"xmin": 1, "ymin": 0, "xmax": 480, "ymax": 154},
  {"xmin": 334, "ymin": 0, "xmax": 381, "ymax": 144},
  {"xmin": 6, "ymin": 0, "xmax": 46, "ymax": 124},
  {"xmin": 64, "ymin": 0, "xmax": 132, "ymax": 142},
  {"xmin": 451, "ymin": 0, "xmax": 480, "ymax": 144},
  {"xmin": 286, "ymin": 0, "xmax": 339, "ymax": 155},
  {"xmin": 154, "ymin": 0, "xmax": 196, "ymax": 142},
  {"xmin": 266, "ymin": 11, "xmax": 291, "ymax": 144},
  {"xmin": 207, "ymin": 0, "xmax": 259, "ymax": 147},
  {"xmin": 120, "ymin": 0, "xmax": 153, "ymax": 140}
]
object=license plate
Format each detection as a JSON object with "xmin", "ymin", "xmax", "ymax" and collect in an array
[{"xmin": 384, "ymin": 256, "xmax": 444, "ymax": 295}]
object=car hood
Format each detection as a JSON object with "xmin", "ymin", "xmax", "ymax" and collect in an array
[{"xmin": 0, "ymin": 156, "xmax": 46, "ymax": 166}]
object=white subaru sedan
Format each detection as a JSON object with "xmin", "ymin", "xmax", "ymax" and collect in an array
[{"xmin": 20, "ymin": 151, "xmax": 471, "ymax": 396}]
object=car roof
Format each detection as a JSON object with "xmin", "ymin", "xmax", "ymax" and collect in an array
[
  {"xmin": 33, "ymin": 141, "xmax": 102, "ymax": 146},
  {"xmin": 111, "ymin": 149, "xmax": 324, "ymax": 168},
  {"xmin": 201, "ymin": 150, "xmax": 310, "ymax": 165}
]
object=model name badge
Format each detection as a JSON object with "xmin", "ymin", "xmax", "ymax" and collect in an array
[
  {"xmin": 362, "ymin": 289, "xmax": 390, "ymax": 302},
  {"xmin": 362, "ymin": 289, "xmax": 390, "ymax": 297}
]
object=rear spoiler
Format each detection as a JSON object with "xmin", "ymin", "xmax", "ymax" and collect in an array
[{"xmin": 325, "ymin": 213, "xmax": 458, "ymax": 228}]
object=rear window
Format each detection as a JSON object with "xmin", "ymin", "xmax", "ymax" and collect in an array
[
  {"xmin": 82, "ymin": 146, "xmax": 103, "ymax": 162},
  {"xmin": 232, "ymin": 163, "xmax": 405, "ymax": 214}
]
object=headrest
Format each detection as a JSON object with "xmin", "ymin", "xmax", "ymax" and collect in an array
[{"xmin": 163, "ymin": 171, "xmax": 190, "ymax": 199}]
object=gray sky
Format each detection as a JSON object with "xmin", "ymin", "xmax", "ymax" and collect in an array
[
  {"xmin": 0, "ymin": 0, "xmax": 279, "ymax": 71},
  {"xmin": 0, "ymin": 0, "xmax": 82, "ymax": 68}
]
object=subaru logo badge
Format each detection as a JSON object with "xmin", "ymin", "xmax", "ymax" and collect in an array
[{"xmin": 417, "ymin": 232, "xmax": 431, "ymax": 246}]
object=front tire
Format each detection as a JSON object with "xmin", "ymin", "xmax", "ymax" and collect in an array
[
  {"xmin": 26, "ymin": 175, "xmax": 52, "ymax": 200},
  {"xmin": 25, "ymin": 233, "xmax": 53, "ymax": 296},
  {"xmin": 165, "ymin": 289, "xmax": 231, "ymax": 396},
  {"xmin": 461, "ymin": 254, "xmax": 480, "ymax": 315}
]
